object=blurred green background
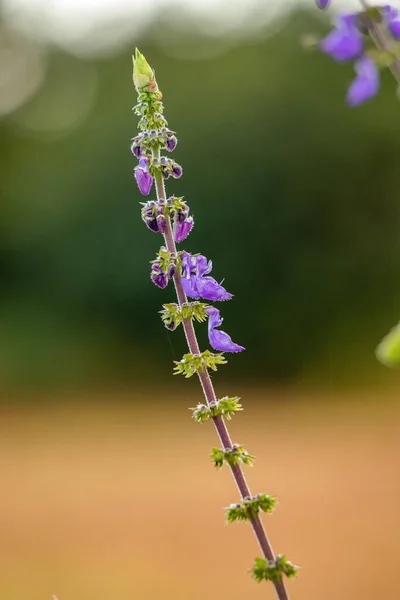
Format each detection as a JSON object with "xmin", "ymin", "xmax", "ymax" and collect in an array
[{"xmin": 1, "ymin": 1, "xmax": 400, "ymax": 391}]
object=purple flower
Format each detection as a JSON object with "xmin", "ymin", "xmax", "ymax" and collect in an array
[
  {"xmin": 346, "ymin": 55, "xmax": 380, "ymax": 106},
  {"xmin": 175, "ymin": 216, "xmax": 194, "ymax": 242},
  {"xmin": 181, "ymin": 252, "xmax": 233, "ymax": 302},
  {"xmin": 151, "ymin": 263, "xmax": 168, "ymax": 289},
  {"xmin": 206, "ymin": 307, "xmax": 245, "ymax": 353},
  {"xmin": 321, "ymin": 14, "xmax": 363, "ymax": 61},
  {"xmin": 384, "ymin": 5, "xmax": 400, "ymax": 39},
  {"xmin": 142, "ymin": 207, "xmax": 159, "ymax": 232},
  {"xmin": 135, "ymin": 156, "xmax": 153, "ymax": 196},
  {"xmin": 166, "ymin": 133, "xmax": 177, "ymax": 152},
  {"xmin": 316, "ymin": 0, "xmax": 330, "ymax": 8}
]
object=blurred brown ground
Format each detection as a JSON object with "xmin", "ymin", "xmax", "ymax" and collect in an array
[{"xmin": 1, "ymin": 388, "xmax": 399, "ymax": 600}]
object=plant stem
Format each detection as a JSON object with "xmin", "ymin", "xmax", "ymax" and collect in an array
[
  {"xmin": 153, "ymin": 156, "xmax": 290, "ymax": 600},
  {"xmin": 360, "ymin": 0, "xmax": 400, "ymax": 81}
]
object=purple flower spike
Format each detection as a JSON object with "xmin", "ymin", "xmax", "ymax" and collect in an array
[
  {"xmin": 384, "ymin": 5, "xmax": 400, "ymax": 39},
  {"xmin": 346, "ymin": 55, "xmax": 380, "ymax": 106},
  {"xmin": 316, "ymin": 0, "xmax": 330, "ymax": 9},
  {"xmin": 166, "ymin": 133, "xmax": 178, "ymax": 152},
  {"xmin": 321, "ymin": 14, "xmax": 363, "ymax": 61},
  {"xmin": 180, "ymin": 252, "xmax": 233, "ymax": 302},
  {"xmin": 175, "ymin": 216, "xmax": 194, "ymax": 242},
  {"xmin": 206, "ymin": 307, "xmax": 245, "ymax": 353},
  {"xmin": 135, "ymin": 156, "xmax": 153, "ymax": 196},
  {"xmin": 151, "ymin": 264, "xmax": 168, "ymax": 289}
]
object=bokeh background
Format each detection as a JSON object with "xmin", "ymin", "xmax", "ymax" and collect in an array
[{"xmin": 1, "ymin": 0, "xmax": 400, "ymax": 598}]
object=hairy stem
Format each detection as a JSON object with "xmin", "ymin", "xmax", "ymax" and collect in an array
[
  {"xmin": 360, "ymin": 0, "xmax": 400, "ymax": 81},
  {"xmin": 153, "ymin": 152, "xmax": 290, "ymax": 600}
]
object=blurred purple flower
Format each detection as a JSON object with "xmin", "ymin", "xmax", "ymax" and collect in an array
[
  {"xmin": 135, "ymin": 156, "xmax": 153, "ymax": 196},
  {"xmin": 346, "ymin": 55, "xmax": 380, "ymax": 106},
  {"xmin": 384, "ymin": 5, "xmax": 400, "ymax": 39},
  {"xmin": 175, "ymin": 216, "xmax": 194, "ymax": 242},
  {"xmin": 131, "ymin": 140, "xmax": 142, "ymax": 158},
  {"xmin": 316, "ymin": 0, "xmax": 330, "ymax": 9},
  {"xmin": 321, "ymin": 14, "xmax": 363, "ymax": 61},
  {"xmin": 206, "ymin": 307, "xmax": 245, "ymax": 353},
  {"xmin": 181, "ymin": 252, "xmax": 233, "ymax": 302}
]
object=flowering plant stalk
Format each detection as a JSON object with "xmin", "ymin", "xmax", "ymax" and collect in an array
[{"xmin": 130, "ymin": 49, "xmax": 298, "ymax": 598}]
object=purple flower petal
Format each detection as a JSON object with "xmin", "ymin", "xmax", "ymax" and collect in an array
[
  {"xmin": 206, "ymin": 307, "xmax": 245, "ymax": 353},
  {"xmin": 196, "ymin": 277, "xmax": 233, "ymax": 302},
  {"xmin": 321, "ymin": 14, "xmax": 363, "ymax": 61},
  {"xmin": 134, "ymin": 157, "xmax": 153, "ymax": 196},
  {"xmin": 181, "ymin": 275, "xmax": 201, "ymax": 299},
  {"xmin": 346, "ymin": 55, "xmax": 380, "ymax": 106},
  {"xmin": 174, "ymin": 217, "xmax": 194, "ymax": 242},
  {"xmin": 180, "ymin": 252, "xmax": 232, "ymax": 301}
]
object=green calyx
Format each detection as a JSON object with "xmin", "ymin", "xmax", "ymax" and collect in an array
[
  {"xmin": 211, "ymin": 444, "xmax": 254, "ymax": 469},
  {"xmin": 153, "ymin": 246, "xmax": 180, "ymax": 272},
  {"xmin": 161, "ymin": 302, "xmax": 209, "ymax": 331},
  {"xmin": 251, "ymin": 555, "xmax": 298, "ymax": 584},
  {"xmin": 174, "ymin": 351, "xmax": 226, "ymax": 378},
  {"xmin": 190, "ymin": 396, "xmax": 243, "ymax": 423},
  {"xmin": 226, "ymin": 493, "xmax": 277, "ymax": 523}
]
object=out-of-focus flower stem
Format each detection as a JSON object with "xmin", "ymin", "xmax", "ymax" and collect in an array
[
  {"xmin": 152, "ymin": 146, "xmax": 291, "ymax": 600},
  {"xmin": 360, "ymin": 0, "xmax": 400, "ymax": 81}
]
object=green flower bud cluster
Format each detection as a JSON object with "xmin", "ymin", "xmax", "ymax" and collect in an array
[
  {"xmin": 211, "ymin": 444, "xmax": 254, "ymax": 469},
  {"xmin": 133, "ymin": 89, "xmax": 165, "ymax": 133},
  {"xmin": 225, "ymin": 493, "xmax": 277, "ymax": 523},
  {"xmin": 153, "ymin": 246, "xmax": 181, "ymax": 272},
  {"xmin": 190, "ymin": 396, "xmax": 243, "ymax": 423},
  {"xmin": 173, "ymin": 350, "xmax": 227, "ymax": 378},
  {"xmin": 251, "ymin": 556, "xmax": 298, "ymax": 584},
  {"xmin": 161, "ymin": 302, "xmax": 209, "ymax": 331}
]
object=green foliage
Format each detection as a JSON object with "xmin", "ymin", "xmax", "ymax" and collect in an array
[
  {"xmin": 190, "ymin": 396, "xmax": 242, "ymax": 422},
  {"xmin": 251, "ymin": 555, "xmax": 298, "ymax": 584},
  {"xmin": 226, "ymin": 493, "xmax": 277, "ymax": 523},
  {"xmin": 173, "ymin": 350, "xmax": 226, "ymax": 378},
  {"xmin": 210, "ymin": 444, "xmax": 254, "ymax": 469},
  {"xmin": 376, "ymin": 322, "xmax": 400, "ymax": 367}
]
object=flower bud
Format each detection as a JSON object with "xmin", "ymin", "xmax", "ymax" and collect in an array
[
  {"xmin": 166, "ymin": 133, "xmax": 178, "ymax": 152},
  {"xmin": 165, "ymin": 320, "xmax": 177, "ymax": 331},
  {"xmin": 171, "ymin": 163, "xmax": 183, "ymax": 179},
  {"xmin": 131, "ymin": 140, "xmax": 142, "ymax": 158},
  {"xmin": 151, "ymin": 264, "xmax": 168, "ymax": 289},
  {"xmin": 167, "ymin": 263, "xmax": 176, "ymax": 279},
  {"xmin": 156, "ymin": 213, "xmax": 167, "ymax": 233},
  {"xmin": 132, "ymin": 48, "xmax": 153, "ymax": 90},
  {"xmin": 175, "ymin": 216, "xmax": 194, "ymax": 242}
]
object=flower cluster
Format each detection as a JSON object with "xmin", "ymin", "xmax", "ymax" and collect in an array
[
  {"xmin": 190, "ymin": 396, "xmax": 243, "ymax": 422},
  {"xmin": 251, "ymin": 556, "xmax": 298, "ymax": 584},
  {"xmin": 141, "ymin": 196, "xmax": 194, "ymax": 241},
  {"xmin": 225, "ymin": 494, "xmax": 277, "ymax": 523},
  {"xmin": 211, "ymin": 444, "xmax": 255, "ymax": 469},
  {"xmin": 319, "ymin": 5, "xmax": 400, "ymax": 105},
  {"xmin": 150, "ymin": 247, "xmax": 178, "ymax": 289}
]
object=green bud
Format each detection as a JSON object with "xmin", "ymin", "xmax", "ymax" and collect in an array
[
  {"xmin": 133, "ymin": 48, "xmax": 154, "ymax": 90},
  {"xmin": 376, "ymin": 322, "xmax": 400, "ymax": 367}
]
